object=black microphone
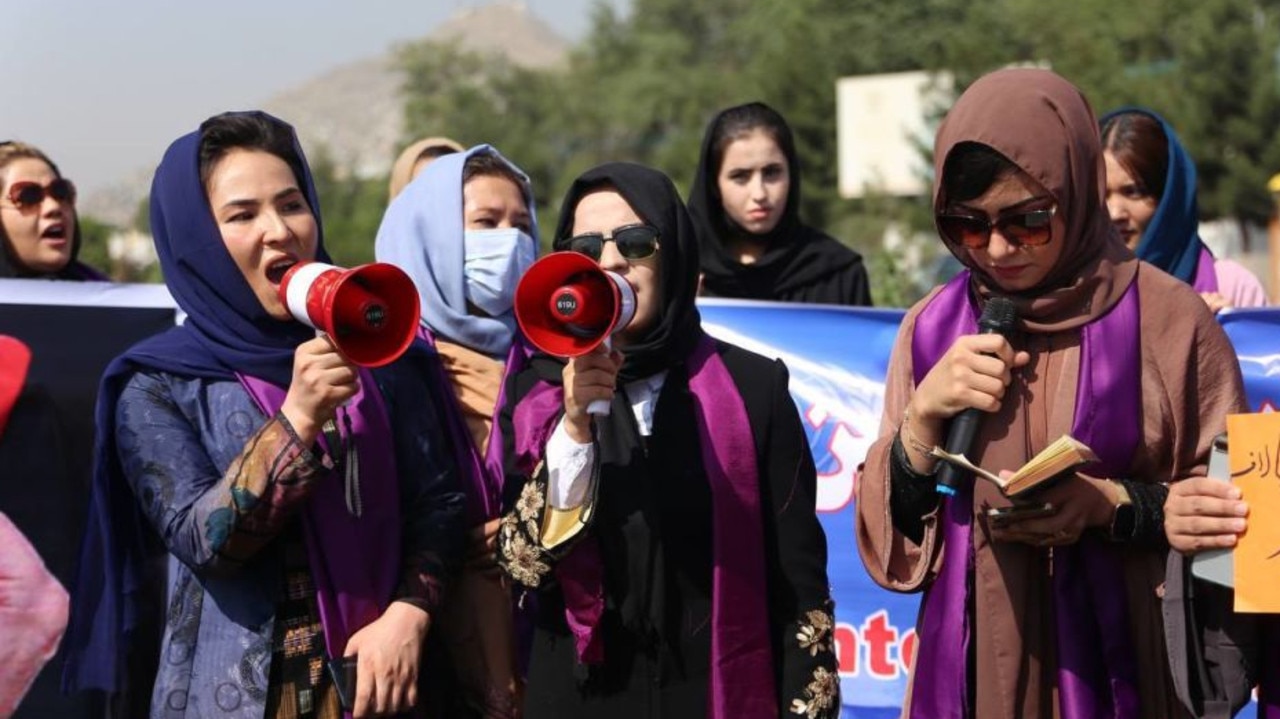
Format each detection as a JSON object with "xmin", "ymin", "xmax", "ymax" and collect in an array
[{"xmin": 935, "ymin": 296, "xmax": 1018, "ymax": 496}]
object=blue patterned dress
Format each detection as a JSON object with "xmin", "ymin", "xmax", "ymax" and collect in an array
[{"xmin": 115, "ymin": 360, "xmax": 464, "ymax": 718}]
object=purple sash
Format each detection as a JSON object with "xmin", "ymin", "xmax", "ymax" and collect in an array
[
  {"xmin": 1265, "ymin": 618, "xmax": 1280, "ymax": 718},
  {"xmin": 237, "ymin": 370, "xmax": 401, "ymax": 662},
  {"xmin": 1191, "ymin": 247, "xmax": 1219, "ymax": 294},
  {"xmin": 415, "ymin": 327, "xmax": 511, "ymax": 523},
  {"xmin": 909, "ymin": 271, "xmax": 1141, "ymax": 719},
  {"xmin": 508, "ymin": 333, "xmax": 777, "ymax": 718}
]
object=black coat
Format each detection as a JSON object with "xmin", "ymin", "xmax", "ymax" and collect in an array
[{"xmin": 501, "ymin": 341, "xmax": 837, "ymax": 719}]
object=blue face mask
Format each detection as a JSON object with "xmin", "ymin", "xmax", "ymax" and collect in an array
[{"xmin": 463, "ymin": 228, "xmax": 536, "ymax": 318}]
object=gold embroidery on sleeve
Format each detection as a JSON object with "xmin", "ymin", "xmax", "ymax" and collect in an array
[
  {"xmin": 789, "ymin": 666, "xmax": 838, "ymax": 718},
  {"xmin": 795, "ymin": 607, "xmax": 834, "ymax": 656}
]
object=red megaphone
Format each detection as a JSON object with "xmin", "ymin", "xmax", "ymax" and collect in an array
[
  {"xmin": 278, "ymin": 261, "xmax": 421, "ymax": 367},
  {"xmin": 515, "ymin": 252, "xmax": 637, "ymax": 416},
  {"xmin": 0, "ymin": 335, "xmax": 31, "ymax": 439}
]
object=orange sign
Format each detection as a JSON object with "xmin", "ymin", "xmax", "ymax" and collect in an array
[{"xmin": 1228, "ymin": 412, "xmax": 1280, "ymax": 613}]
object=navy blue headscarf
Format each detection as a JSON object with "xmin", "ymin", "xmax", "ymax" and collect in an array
[
  {"xmin": 1100, "ymin": 107, "xmax": 1207, "ymax": 285},
  {"xmin": 63, "ymin": 111, "xmax": 329, "ymax": 692}
]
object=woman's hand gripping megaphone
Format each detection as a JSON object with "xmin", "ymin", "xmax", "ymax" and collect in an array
[
  {"xmin": 279, "ymin": 334, "xmax": 360, "ymax": 448},
  {"xmin": 513, "ymin": 251, "xmax": 640, "ymax": 425},
  {"xmin": 561, "ymin": 346, "xmax": 626, "ymax": 443}
]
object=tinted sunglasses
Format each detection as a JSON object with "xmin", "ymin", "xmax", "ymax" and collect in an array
[
  {"xmin": 6, "ymin": 178, "xmax": 76, "ymax": 209},
  {"xmin": 557, "ymin": 223, "xmax": 660, "ymax": 261},
  {"xmin": 936, "ymin": 206, "xmax": 1055, "ymax": 250}
]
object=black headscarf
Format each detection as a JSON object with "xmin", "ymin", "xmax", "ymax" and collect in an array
[
  {"xmin": 522, "ymin": 163, "xmax": 710, "ymax": 661},
  {"xmin": 688, "ymin": 102, "xmax": 869, "ymax": 304},
  {"xmin": 0, "ymin": 149, "xmax": 105, "ymax": 281},
  {"xmin": 551, "ymin": 162, "xmax": 704, "ymax": 383}
]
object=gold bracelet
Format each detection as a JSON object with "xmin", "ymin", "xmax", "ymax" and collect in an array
[{"xmin": 900, "ymin": 406, "xmax": 939, "ymax": 467}]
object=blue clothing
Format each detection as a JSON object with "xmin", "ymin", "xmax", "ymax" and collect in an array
[
  {"xmin": 66, "ymin": 113, "xmax": 333, "ymax": 694},
  {"xmin": 119, "ymin": 357, "xmax": 463, "ymax": 718},
  {"xmin": 374, "ymin": 145, "xmax": 537, "ymax": 358},
  {"xmin": 1101, "ymin": 107, "xmax": 1205, "ymax": 284},
  {"xmin": 63, "ymin": 112, "xmax": 466, "ymax": 716}
]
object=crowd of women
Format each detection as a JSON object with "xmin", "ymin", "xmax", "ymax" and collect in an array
[{"xmin": 0, "ymin": 66, "xmax": 1274, "ymax": 719}]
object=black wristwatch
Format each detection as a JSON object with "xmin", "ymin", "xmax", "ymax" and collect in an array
[{"xmin": 1108, "ymin": 481, "xmax": 1136, "ymax": 542}]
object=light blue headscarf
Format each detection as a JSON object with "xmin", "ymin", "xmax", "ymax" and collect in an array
[
  {"xmin": 375, "ymin": 144, "xmax": 538, "ymax": 357},
  {"xmin": 1100, "ymin": 107, "xmax": 1208, "ymax": 285}
]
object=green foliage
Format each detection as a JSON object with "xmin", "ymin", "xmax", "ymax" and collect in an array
[
  {"xmin": 393, "ymin": 0, "xmax": 1280, "ymax": 305},
  {"xmin": 132, "ymin": 198, "xmax": 150, "ymax": 234},
  {"xmin": 925, "ymin": 0, "xmax": 1280, "ymax": 232},
  {"xmin": 77, "ymin": 215, "xmax": 165, "ymax": 283},
  {"xmin": 307, "ymin": 146, "xmax": 387, "ymax": 266},
  {"xmin": 77, "ymin": 215, "xmax": 114, "ymax": 276}
]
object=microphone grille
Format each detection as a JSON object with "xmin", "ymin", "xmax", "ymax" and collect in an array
[{"xmin": 978, "ymin": 296, "xmax": 1017, "ymax": 333}]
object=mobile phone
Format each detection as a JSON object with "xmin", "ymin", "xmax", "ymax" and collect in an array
[
  {"xmin": 326, "ymin": 656, "xmax": 358, "ymax": 712},
  {"xmin": 985, "ymin": 502, "xmax": 1056, "ymax": 526},
  {"xmin": 1191, "ymin": 434, "xmax": 1234, "ymax": 588}
]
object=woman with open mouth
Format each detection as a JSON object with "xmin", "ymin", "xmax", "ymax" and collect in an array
[
  {"xmin": 63, "ymin": 111, "xmax": 467, "ymax": 719},
  {"xmin": 0, "ymin": 141, "xmax": 104, "ymax": 280}
]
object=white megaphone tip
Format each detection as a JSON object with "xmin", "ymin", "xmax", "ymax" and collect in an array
[{"xmin": 278, "ymin": 260, "xmax": 422, "ymax": 367}]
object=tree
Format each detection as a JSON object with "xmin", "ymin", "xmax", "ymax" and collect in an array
[
  {"xmin": 306, "ymin": 145, "xmax": 386, "ymax": 266},
  {"xmin": 395, "ymin": 0, "xmax": 1280, "ymax": 305},
  {"xmin": 76, "ymin": 216, "xmax": 114, "ymax": 276},
  {"xmin": 924, "ymin": 0, "xmax": 1280, "ymax": 230}
]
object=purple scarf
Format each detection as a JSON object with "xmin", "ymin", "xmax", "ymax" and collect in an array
[
  {"xmin": 508, "ymin": 332, "xmax": 777, "ymax": 718},
  {"xmin": 415, "ymin": 326, "xmax": 514, "ymax": 523},
  {"xmin": 909, "ymin": 271, "xmax": 1141, "ymax": 719},
  {"xmin": 1191, "ymin": 247, "xmax": 1219, "ymax": 294},
  {"xmin": 237, "ymin": 370, "xmax": 401, "ymax": 662},
  {"xmin": 1264, "ymin": 619, "xmax": 1280, "ymax": 718}
]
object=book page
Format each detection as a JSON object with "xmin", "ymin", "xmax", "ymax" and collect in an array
[{"xmin": 1005, "ymin": 436, "xmax": 1097, "ymax": 495}]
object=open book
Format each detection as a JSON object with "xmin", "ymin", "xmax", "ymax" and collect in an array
[{"xmin": 930, "ymin": 435, "xmax": 1098, "ymax": 497}]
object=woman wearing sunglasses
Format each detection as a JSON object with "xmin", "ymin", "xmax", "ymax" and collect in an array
[
  {"xmin": 688, "ymin": 102, "xmax": 872, "ymax": 306},
  {"xmin": 1099, "ymin": 108, "xmax": 1269, "ymax": 312},
  {"xmin": 855, "ymin": 69, "xmax": 1244, "ymax": 718},
  {"xmin": 495, "ymin": 162, "xmax": 838, "ymax": 719},
  {"xmin": 0, "ymin": 142, "xmax": 104, "ymax": 280},
  {"xmin": 62, "ymin": 112, "xmax": 467, "ymax": 719},
  {"xmin": 375, "ymin": 144, "xmax": 537, "ymax": 718}
]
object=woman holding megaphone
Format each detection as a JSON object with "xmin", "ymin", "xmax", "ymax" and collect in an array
[
  {"xmin": 375, "ymin": 145, "xmax": 538, "ymax": 718},
  {"xmin": 495, "ymin": 163, "xmax": 838, "ymax": 719},
  {"xmin": 64, "ymin": 112, "xmax": 467, "ymax": 719}
]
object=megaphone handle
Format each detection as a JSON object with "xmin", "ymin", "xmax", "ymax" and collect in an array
[{"xmin": 586, "ymin": 338, "xmax": 613, "ymax": 417}]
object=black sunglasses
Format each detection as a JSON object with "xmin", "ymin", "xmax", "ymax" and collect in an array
[
  {"xmin": 6, "ymin": 178, "xmax": 76, "ymax": 209},
  {"xmin": 557, "ymin": 223, "xmax": 660, "ymax": 261},
  {"xmin": 936, "ymin": 206, "xmax": 1055, "ymax": 250}
]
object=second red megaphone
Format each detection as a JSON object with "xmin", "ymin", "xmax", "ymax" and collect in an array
[
  {"xmin": 278, "ymin": 261, "xmax": 421, "ymax": 367},
  {"xmin": 515, "ymin": 252, "xmax": 637, "ymax": 415}
]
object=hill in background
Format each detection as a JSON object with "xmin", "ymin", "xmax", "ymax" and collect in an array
[{"xmin": 80, "ymin": 1, "xmax": 568, "ymax": 227}]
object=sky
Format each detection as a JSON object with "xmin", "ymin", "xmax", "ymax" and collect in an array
[{"xmin": 3, "ymin": 0, "xmax": 628, "ymax": 194}]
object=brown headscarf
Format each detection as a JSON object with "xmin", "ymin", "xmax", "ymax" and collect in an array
[
  {"xmin": 933, "ymin": 68, "xmax": 1138, "ymax": 332},
  {"xmin": 387, "ymin": 136, "xmax": 465, "ymax": 200}
]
